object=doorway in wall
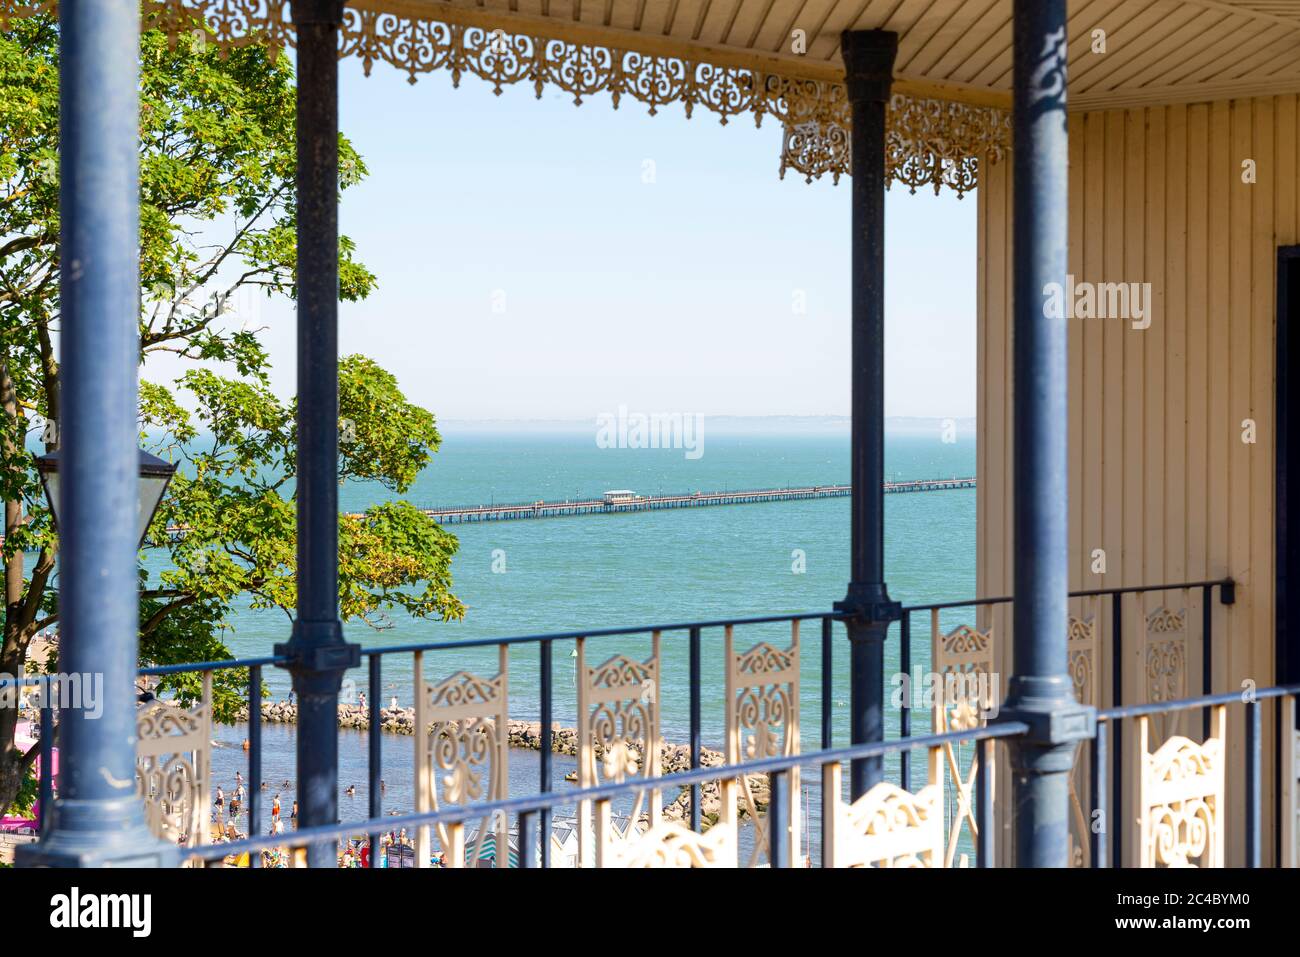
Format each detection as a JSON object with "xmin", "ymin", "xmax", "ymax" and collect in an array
[{"xmin": 1276, "ymin": 246, "xmax": 1300, "ymax": 689}]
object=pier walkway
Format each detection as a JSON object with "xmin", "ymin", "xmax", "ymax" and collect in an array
[
  {"xmin": 400, "ymin": 478, "xmax": 976, "ymax": 525},
  {"xmin": 148, "ymin": 479, "xmax": 977, "ymax": 538}
]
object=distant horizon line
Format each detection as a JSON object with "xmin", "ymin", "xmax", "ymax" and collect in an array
[
  {"xmin": 123, "ymin": 415, "xmax": 978, "ymax": 449},
  {"xmin": 440, "ymin": 414, "xmax": 977, "ymax": 426}
]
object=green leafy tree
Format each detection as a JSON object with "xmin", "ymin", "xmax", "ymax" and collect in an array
[{"xmin": 0, "ymin": 14, "xmax": 463, "ymax": 816}]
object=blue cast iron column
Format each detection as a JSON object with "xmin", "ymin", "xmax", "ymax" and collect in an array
[
  {"xmin": 273, "ymin": 0, "xmax": 360, "ymax": 868},
  {"xmin": 1000, "ymin": 0, "xmax": 1095, "ymax": 867},
  {"xmin": 19, "ymin": 0, "xmax": 173, "ymax": 867},
  {"xmin": 835, "ymin": 30, "xmax": 901, "ymax": 800}
]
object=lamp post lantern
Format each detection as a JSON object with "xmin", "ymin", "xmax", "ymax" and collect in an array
[
  {"xmin": 34, "ymin": 448, "xmax": 177, "ymax": 548},
  {"xmin": 19, "ymin": 446, "xmax": 179, "ymax": 868}
]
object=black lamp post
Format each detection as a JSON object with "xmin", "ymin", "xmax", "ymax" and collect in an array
[{"xmin": 34, "ymin": 448, "xmax": 177, "ymax": 547}]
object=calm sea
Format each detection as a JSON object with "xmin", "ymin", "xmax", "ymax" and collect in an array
[{"xmin": 141, "ymin": 425, "xmax": 978, "ymax": 853}]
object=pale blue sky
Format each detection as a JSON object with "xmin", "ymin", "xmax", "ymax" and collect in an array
[{"xmin": 153, "ymin": 56, "xmax": 978, "ymax": 421}]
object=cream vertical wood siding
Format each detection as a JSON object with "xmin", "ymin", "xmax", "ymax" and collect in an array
[{"xmin": 976, "ymin": 95, "xmax": 1299, "ymax": 865}]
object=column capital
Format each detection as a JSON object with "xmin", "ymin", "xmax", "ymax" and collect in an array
[
  {"xmin": 290, "ymin": 0, "xmax": 347, "ymax": 26},
  {"xmin": 840, "ymin": 30, "xmax": 898, "ymax": 105}
]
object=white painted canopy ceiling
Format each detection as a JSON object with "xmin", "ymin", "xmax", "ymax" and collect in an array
[{"xmin": 3, "ymin": 0, "xmax": 1298, "ymax": 190}]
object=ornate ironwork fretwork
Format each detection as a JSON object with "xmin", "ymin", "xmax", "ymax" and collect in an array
[
  {"xmin": 1066, "ymin": 614, "xmax": 1098, "ymax": 867},
  {"xmin": 136, "ymin": 673, "xmax": 211, "ymax": 853},
  {"xmin": 932, "ymin": 619, "xmax": 996, "ymax": 867},
  {"xmin": 725, "ymin": 622, "xmax": 800, "ymax": 867},
  {"xmin": 0, "ymin": 0, "xmax": 1007, "ymax": 195},
  {"xmin": 597, "ymin": 801, "xmax": 739, "ymax": 868},
  {"xmin": 1287, "ymin": 698, "xmax": 1300, "ymax": 867},
  {"xmin": 1138, "ymin": 705, "xmax": 1225, "ymax": 868},
  {"xmin": 1144, "ymin": 605, "xmax": 1189, "ymax": 746},
  {"xmin": 577, "ymin": 633, "xmax": 662, "ymax": 867},
  {"xmin": 823, "ymin": 747, "xmax": 944, "ymax": 868},
  {"xmin": 413, "ymin": 647, "xmax": 510, "ymax": 868}
]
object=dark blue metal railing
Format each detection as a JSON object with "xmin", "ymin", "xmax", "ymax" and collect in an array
[
  {"xmin": 353, "ymin": 608, "xmax": 844, "ymax": 862},
  {"xmin": 889, "ymin": 574, "xmax": 1232, "ymax": 868},
  {"xmin": 10, "ymin": 576, "xmax": 1282, "ymax": 868},
  {"xmin": 1090, "ymin": 683, "xmax": 1300, "ymax": 869}
]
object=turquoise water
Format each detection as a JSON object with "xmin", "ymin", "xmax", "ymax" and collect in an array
[
  {"xmin": 186, "ymin": 429, "xmax": 979, "ymax": 737},
  {"xmin": 181, "ymin": 427, "xmax": 979, "ymax": 838}
]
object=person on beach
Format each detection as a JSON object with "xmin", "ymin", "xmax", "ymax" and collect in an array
[
  {"xmin": 291, "ymin": 800, "xmax": 298, "ymax": 823},
  {"xmin": 272, "ymin": 794, "xmax": 281, "ymax": 821},
  {"xmin": 358, "ymin": 692, "xmax": 366, "ymax": 710},
  {"xmin": 215, "ymin": 785, "xmax": 224, "ymax": 818}
]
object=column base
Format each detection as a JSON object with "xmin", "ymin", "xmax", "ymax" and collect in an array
[{"xmin": 17, "ymin": 809, "xmax": 178, "ymax": 868}]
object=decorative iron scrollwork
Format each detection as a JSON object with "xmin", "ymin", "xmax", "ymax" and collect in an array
[
  {"xmin": 823, "ymin": 748, "xmax": 945, "ymax": 868},
  {"xmin": 577, "ymin": 634, "xmax": 662, "ymax": 867},
  {"xmin": 413, "ymin": 649, "xmax": 509, "ymax": 868},
  {"xmin": 1066, "ymin": 614, "xmax": 1098, "ymax": 867},
  {"xmin": 0, "ymin": 0, "xmax": 1007, "ymax": 194},
  {"xmin": 1144, "ymin": 605, "xmax": 1188, "ymax": 746},
  {"xmin": 726, "ymin": 622, "xmax": 800, "ymax": 867},
  {"xmin": 599, "ymin": 812, "xmax": 739, "ymax": 868},
  {"xmin": 136, "ymin": 674, "xmax": 211, "ymax": 852},
  {"xmin": 1138, "ymin": 706, "xmax": 1225, "ymax": 868},
  {"xmin": 932, "ymin": 619, "xmax": 996, "ymax": 867}
]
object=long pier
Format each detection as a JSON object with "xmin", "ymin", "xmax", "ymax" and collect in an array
[
  {"xmin": 405, "ymin": 478, "xmax": 976, "ymax": 526},
  {"xmin": 2, "ymin": 462, "xmax": 969, "ymax": 546},
  {"xmin": 151, "ymin": 478, "xmax": 977, "ymax": 537}
]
